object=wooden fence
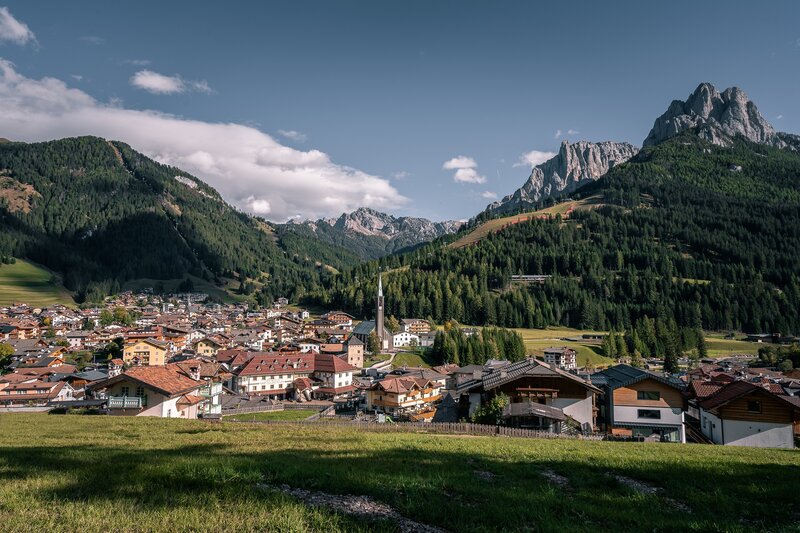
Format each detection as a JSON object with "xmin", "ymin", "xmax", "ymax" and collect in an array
[
  {"xmin": 225, "ymin": 418, "xmax": 603, "ymax": 440},
  {"xmin": 220, "ymin": 402, "xmax": 331, "ymax": 416}
]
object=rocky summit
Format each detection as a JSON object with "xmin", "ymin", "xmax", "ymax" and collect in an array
[
  {"xmin": 488, "ymin": 140, "xmax": 638, "ymax": 214},
  {"xmin": 311, "ymin": 207, "xmax": 462, "ymax": 240},
  {"xmin": 643, "ymin": 82, "xmax": 783, "ymax": 148}
]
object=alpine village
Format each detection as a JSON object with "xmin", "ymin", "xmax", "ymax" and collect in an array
[{"xmin": 2, "ymin": 4, "xmax": 800, "ymax": 532}]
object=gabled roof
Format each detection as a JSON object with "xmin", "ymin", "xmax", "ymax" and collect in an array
[
  {"xmin": 464, "ymin": 358, "xmax": 601, "ymax": 394},
  {"xmin": 313, "ymin": 353, "xmax": 357, "ymax": 373},
  {"xmin": 125, "ymin": 337, "xmax": 168, "ymax": 350},
  {"xmin": 88, "ymin": 366, "xmax": 201, "ymax": 397},
  {"xmin": 688, "ymin": 380, "xmax": 723, "ymax": 400},
  {"xmin": 698, "ymin": 380, "xmax": 800, "ymax": 411},
  {"xmin": 371, "ymin": 376, "xmax": 432, "ymax": 394},
  {"xmin": 352, "ymin": 320, "xmax": 376, "ymax": 336},
  {"xmin": 591, "ymin": 364, "xmax": 686, "ymax": 391}
]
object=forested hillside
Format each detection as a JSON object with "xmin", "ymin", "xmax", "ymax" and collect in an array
[
  {"xmin": 0, "ymin": 137, "xmax": 342, "ymax": 302},
  {"xmin": 300, "ymin": 133, "xmax": 800, "ymax": 334}
]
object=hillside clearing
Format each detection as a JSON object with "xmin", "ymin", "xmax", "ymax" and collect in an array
[
  {"xmin": 0, "ymin": 260, "xmax": 74, "ymax": 307},
  {"xmin": 449, "ymin": 196, "xmax": 603, "ymax": 249},
  {"xmin": 1, "ymin": 414, "xmax": 798, "ymax": 532}
]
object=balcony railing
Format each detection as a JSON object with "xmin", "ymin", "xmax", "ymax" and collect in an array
[
  {"xmin": 202, "ymin": 403, "xmax": 222, "ymax": 415},
  {"xmin": 107, "ymin": 396, "xmax": 143, "ymax": 409},
  {"xmin": 199, "ymin": 382, "xmax": 223, "ymax": 397}
]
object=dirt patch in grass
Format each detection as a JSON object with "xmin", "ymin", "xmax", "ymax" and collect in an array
[
  {"xmin": 258, "ymin": 483, "xmax": 448, "ymax": 533},
  {"xmin": 473, "ymin": 470, "xmax": 496, "ymax": 482},
  {"xmin": 540, "ymin": 468, "xmax": 570, "ymax": 489},
  {"xmin": 610, "ymin": 473, "xmax": 690, "ymax": 512}
]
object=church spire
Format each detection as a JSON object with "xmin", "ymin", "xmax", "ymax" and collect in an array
[{"xmin": 378, "ymin": 272, "xmax": 383, "ymax": 297}]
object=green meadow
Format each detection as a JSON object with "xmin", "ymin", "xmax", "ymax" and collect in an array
[
  {"xmin": 1, "ymin": 414, "xmax": 798, "ymax": 532},
  {"xmin": 0, "ymin": 260, "xmax": 74, "ymax": 307}
]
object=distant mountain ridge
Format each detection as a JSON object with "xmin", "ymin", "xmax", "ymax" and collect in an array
[
  {"xmin": 643, "ymin": 82, "xmax": 786, "ymax": 148},
  {"xmin": 487, "ymin": 82, "xmax": 799, "ymax": 217},
  {"xmin": 282, "ymin": 207, "xmax": 463, "ymax": 259},
  {"xmin": 488, "ymin": 140, "xmax": 638, "ymax": 215}
]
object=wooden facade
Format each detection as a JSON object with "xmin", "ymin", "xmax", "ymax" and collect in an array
[{"xmin": 612, "ymin": 378, "xmax": 684, "ymax": 409}]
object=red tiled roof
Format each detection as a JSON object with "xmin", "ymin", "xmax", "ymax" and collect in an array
[
  {"xmin": 177, "ymin": 394, "xmax": 204, "ymax": 406},
  {"xmin": 371, "ymin": 376, "xmax": 431, "ymax": 394},
  {"xmin": 313, "ymin": 353, "xmax": 356, "ymax": 373},
  {"xmin": 90, "ymin": 366, "xmax": 201, "ymax": 397},
  {"xmin": 689, "ymin": 380, "xmax": 723, "ymax": 400},
  {"xmin": 238, "ymin": 352, "xmax": 313, "ymax": 377}
]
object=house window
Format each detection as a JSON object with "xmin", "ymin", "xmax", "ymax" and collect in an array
[
  {"xmin": 637, "ymin": 409, "xmax": 661, "ymax": 420},
  {"xmin": 121, "ymin": 386, "xmax": 129, "ymax": 396},
  {"xmin": 747, "ymin": 400, "xmax": 762, "ymax": 414},
  {"xmin": 637, "ymin": 391, "xmax": 660, "ymax": 401},
  {"xmin": 135, "ymin": 386, "xmax": 145, "ymax": 397}
]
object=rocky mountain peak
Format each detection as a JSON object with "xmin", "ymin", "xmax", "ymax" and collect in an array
[
  {"xmin": 643, "ymin": 82, "xmax": 782, "ymax": 148},
  {"xmin": 488, "ymin": 140, "xmax": 639, "ymax": 215}
]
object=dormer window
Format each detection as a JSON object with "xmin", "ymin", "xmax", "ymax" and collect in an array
[{"xmin": 747, "ymin": 400, "xmax": 762, "ymax": 414}]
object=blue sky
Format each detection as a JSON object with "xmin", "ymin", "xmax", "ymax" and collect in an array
[{"xmin": 1, "ymin": 1, "xmax": 799, "ymax": 221}]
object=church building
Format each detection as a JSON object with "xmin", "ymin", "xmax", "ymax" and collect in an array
[{"xmin": 351, "ymin": 273, "xmax": 390, "ymax": 351}]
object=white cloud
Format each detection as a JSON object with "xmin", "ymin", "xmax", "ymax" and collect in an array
[
  {"xmin": 130, "ymin": 69, "xmax": 212, "ymax": 95},
  {"xmin": 277, "ymin": 129, "xmax": 307, "ymax": 143},
  {"xmin": 481, "ymin": 191, "xmax": 498, "ymax": 199},
  {"xmin": 0, "ymin": 58, "xmax": 407, "ymax": 221},
  {"xmin": 777, "ymin": 114, "xmax": 784, "ymax": 120},
  {"xmin": 71, "ymin": 74, "xmax": 83, "ymax": 82},
  {"xmin": 554, "ymin": 129, "xmax": 562, "ymax": 139},
  {"xmin": 125, "ymin": 59, "xmax": 151, "ymax": 66},
  {"xmin": 513, "ymin": 149, "xmax": 556, "ymax": 168},
  {"xmin": 391, "ymin": 171, "xmax": 410, "ymax": 180},
  {"xmin": 0, "ymin": 7, "xmax": 35, "ymax": 45},
  {"xmin": 567, "ymin": 129, "xmax": 580, "ymax": 135},
  {"xmin": 443, "ymin": 155, "xmax": 477, "ymax": 170},
  {"xmin": 80, "ymin": 36, "xmax": 104, "ymax": 45},
  {"xmin": 443, "ymin": 155, "xmax": 486, "ymax": 183}
]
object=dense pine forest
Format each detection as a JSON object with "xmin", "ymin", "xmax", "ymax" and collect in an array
[
  {"xmin": 0, "ymin": 137, "xmax": 344, "ymax": 303},
  {"xmin": 299, "ymin": 134, "xmax": 800, "ymax": 334}
]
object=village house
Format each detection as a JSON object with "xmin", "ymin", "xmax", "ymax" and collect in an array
[
  {"xmin": 697, "ymin": 380, "xmax": 800, "ymax": 448},
  {"xmin": 391, "ymin": 330, "xmax": 420, "ymax": 348},
  {"xmin": 458, "ymin": 358, "xmax": 601, "ymax": 433},
  {"xmin": 542, "ymin": 347, "xmax": 577, "ymax": 371},
  {"xmin": 122, "ymin": 338, "xmax": 168, "ymax": 366},
  {"xmin": 321, "ymin": 311, "xmax": 355, "ymax": 328},
  {"xmin": 401, "ymin": 318, "xmax": 431, "ymax": 335},
  {"xmin": 591, "ymin": 364, "xmax": 687, "ymax": 443},
  {"xmin": 232, "ymin": 352, "xmax": 356, "ymax": 401},
  {"xmin": 365, "ymin": 375, "xmax": 443, "ymax": 419},
  {"xmin": 194, "ymin": 337, "xmax": 224, "ymax": 357},
  {"xmin": 87, "ymin": 365, "xmax": 216, "ymax": 419},
  {"xmin": 0, "ymin": 378, "xmax": 74, "ymax": 407}
]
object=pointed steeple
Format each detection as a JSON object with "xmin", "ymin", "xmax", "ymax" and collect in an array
[{"xmin": 378, "ymin": 272, "xmax": 383, "ymax": 298}]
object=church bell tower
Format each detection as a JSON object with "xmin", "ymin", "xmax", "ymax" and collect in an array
[{"xmin": 376, "ymin": 272, "xmax": 385, "ymax": 346}]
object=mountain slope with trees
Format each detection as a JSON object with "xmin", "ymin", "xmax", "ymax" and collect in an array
[
  {"xmin": 0, "ymin": 136, "xmax": 347, "ymax": 303},
  {"xmin": 299, "ymin": 133, "xmax": 800, "ymax": 336}
]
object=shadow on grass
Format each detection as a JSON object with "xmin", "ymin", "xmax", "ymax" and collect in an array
[{"xmin": 2, "ymin": 439, "xmax": 799, "ymax": 532}]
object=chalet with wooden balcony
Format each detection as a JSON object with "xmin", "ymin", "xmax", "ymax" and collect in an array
[
  {"xmin": 458, "ymin": 358, "xmax": 601, "ymax": 432},
  {"xmin": 365, "ymin": 375, "xmax": 442, "ymax": 418}
]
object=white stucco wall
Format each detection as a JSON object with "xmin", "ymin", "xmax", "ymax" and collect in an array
[
  {"xmin": 700, "ymin": 410, "xmax": 793, "ymax": 448},
  {"xmin": 615, "ymin": 405, "xmax": 683, "ymax": 426},
  {"xmin": 552, "ymin": 395, "xmax": 594, "ymax": 430}
]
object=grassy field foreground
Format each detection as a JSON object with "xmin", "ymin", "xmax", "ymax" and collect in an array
[{"xmin": 1, "ymin": 415, "xmax": 799, "ymax": 532}]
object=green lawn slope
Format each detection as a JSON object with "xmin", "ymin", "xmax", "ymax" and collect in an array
[
  {"xmin": 1, "ymin": 414, "xmax": 798, "ymax": 532},
  {"xmin": 0, "ymin": 259, "xmax": 75, "ymax": 306}
]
